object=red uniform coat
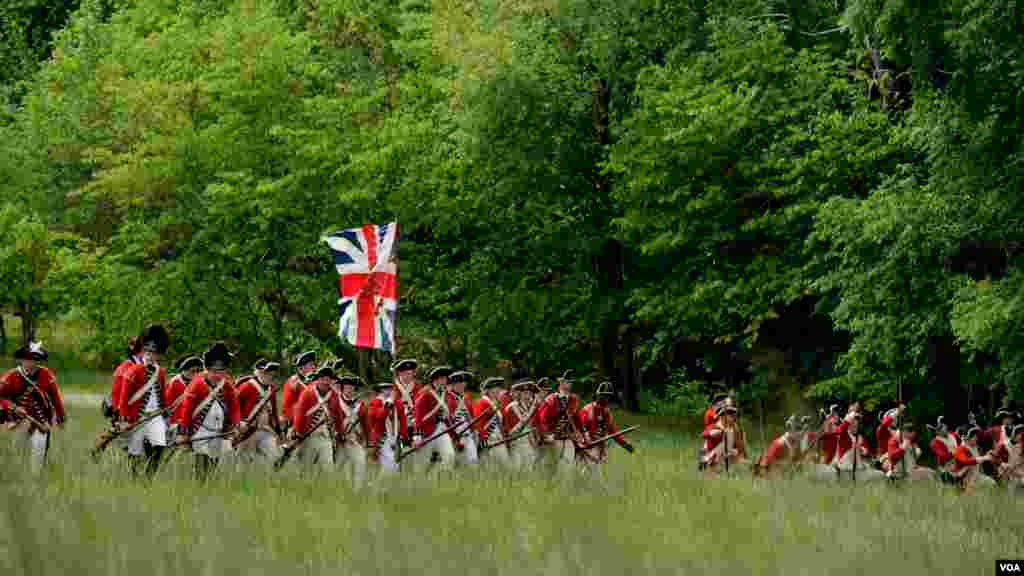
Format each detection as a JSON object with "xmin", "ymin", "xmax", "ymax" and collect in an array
[
  {"xmin": 885, "ymin": 434, "xmax": 908, "ymax": 469},
  {"xmin": 116, "ymin": 363, "xmax": 169, "ymax": 422},
  {"xmin": 502, "ymin": 399, "xmax": 524, "ymax": 436},
  {"xmin": 164, "ymin": 374, "xmax": 189, "ymax": 424},
  {"xmin": 110, "ymin": 358, "xmax": 139, "ymax": 417},
  {"xmin": 759, "ymin": 434, "xmax": 794, "ymax": 469},
  {"xmin": 820, "ymin": 415, "xmax": 840, "ymax": 464},
  {"xmin": 367, "ymin": 396, "xmax": 396, "ymax": 449},
  {"xmin": 281, "ymin": 374, "xmax": 307, "ymax": 423},
  {"xmin": 391, "ymin": 384, "xmax": 416, "ymax": 442},
  {"xmin": 929, "ymin": 432, "xmax": 959, "ymax": 468},
  {"xmin": 474, "ymin": 395, "xmax": 502, "ymax": 444},
  {"xmin": 236, "ymin": 376, "xmax": 280, "ymax": 430},
  {"xmin": 988, "ymin": 425, "xmax": 1011, "ymax": 466},
  {"xmin": 578, "ymin": 402, "xmax": 628, "ymax": 448},
  {"xmin": 0, "ymin": 366, "xmax": 65, "ymax": 426},
  {"xmin": 179, "ymin": 373, "xmax": 241, "ymax": 434},
  {"xmin": 876, "ymin": 412, "xmax": 896, "ymax": 454},
  {"xmin": 952, "ymin": 444, "xmax": 983, "ymax": 474},
  {"xmin": 445, "ymin": 389, "xmax": 474, "ymax": 448},
  {"xmin": 703, "ymin": 405, "xmax": 717, "ymax": 428},
  {"xmin": 830, "ymin": 419, "xmax": 872, "ymax": 466},
  {"xmin": 702, "ymin": 422, "xmax": 747, "ymax": 463},
  {"xmin": 536, "ymin": 393, "xmax": 582, "ymax": 439},
  {"xmin": 292, "ymin": 385, "xmax": 344, "ymax": 437},
  {"xmin": 413, "ymin": 386, "xmax": 446, "ymax": 437}
]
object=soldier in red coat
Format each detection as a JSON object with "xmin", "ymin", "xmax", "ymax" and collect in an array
[
  {"xmin": 334, "ymin": 374, "xmax": 370, "ymax": 486},
  {"xmin": 0, "ymin": 341, "xmax": 65, "ymax": 473},
  {"xmin": 952, "ymin": 426, "xmax": 997, "ymax": 492},
  {"xmin": 291, "ymin": 363, "xmax": 345, "ymax": 469},
  {"xmin": 165, "ymin": 355, "xmax": 201, "ymax": 434},
  {"xmin": 881, "ymin": 422, "xmax": 936, "ymax": 481},
  {"xmin": 818, "ymin": 404, "xmax": 841, "ymax": 464},
  {"xmin": 475, "ymin": 376, "xmax": 511, "ymax": 467},
  {"xmin": 177, "ymin": 342, "xmax": 241, "ymax": 481},
  {"xmin": 412, "ymin": 366, "xmax": 456, "ymax": 471},
  {"xmin": 367, "ymin": 381, "xmax": 400, "ymax": 476},
  {"xmin": 503, "ymin": 379, "xmax": 541, "ymax": 470},
  {"xmin": 985, "ymin": 408, "xmax": 1017, "ymax": 469},
  {"xmin": 816, "ymin": 410, "xmax": 885, "ymax": 482},
  {"xmin": 755, "ymin": 415, "xmax": 800, "ymax": 479},
  {"xmin": 233, "ymin": 358, "xmax": 283, "ymax": 464},
  {"xmin": 577, "ymin": 382, "xmax": 634, "ymax": 476},
  {"xmin": 875, "ymin": 403, "xmax": 904, "ymax": 463},
  {"xmin": 106, "ymin": 336, "xmax": 141, "ymax": 424},
  {"xmin": 281, "ymin": 350, "xmax": 316, "ymax": 432},
  {"xmin": 998, "ymin": 424, "xmax": 1024, "ymax": 493},
  {"xmin": 927, "ymin": 416, "xmax": 960, "ymax": 484},
  {"xmin": 536, "ymin": 371, "xmax": 583, "ymax": 477},
  {"xmin": 704, "ymin": 393, "xmax": 729, "ymax": 428},
  {"xmin": 701, "ymin": 398, "xmax": 746, "ymax": 477},
  {"xmin": 117, "ymin": 325, "xmax": 172, "ymax": 479},
  {"xmin": 446, "ymin": 370, "xmax": 478, "ymax": 466},
  {"xmin": 391, "ymin": 358, "xmax": 418, "ymax": 451}
]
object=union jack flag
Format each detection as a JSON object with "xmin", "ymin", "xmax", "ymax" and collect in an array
[{"xmin": 322, "ymin": 223, "xmax": 399, "ymax": 352}]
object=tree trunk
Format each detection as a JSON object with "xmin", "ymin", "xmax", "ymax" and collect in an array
[
  {"xmin": 622, "ymin": 326, "xmax": 639, "ymax": 411},
  {"xmin": 0, "ymin": 313, "xmax": 6, "ymax": 353},
  {"xmin": 16, "ymin": 300, "xmax": 35, "ymax": 346}
]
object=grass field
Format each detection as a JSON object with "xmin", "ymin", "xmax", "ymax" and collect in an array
[{"xmin": 2, "ymin": 405, "xmax": 1022, "ymax": 576}]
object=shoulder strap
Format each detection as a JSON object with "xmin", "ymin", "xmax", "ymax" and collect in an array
[
  {"xmin": 127, "ymin": 366, "xmax": 161, "ymax": 406},
  {"xmin": 305, "ymin": 389, "xmax": 331, "ymax": 418},
  {"xmin": 191, "ymin": 378, "xmax": 226, "ymax": 420}
]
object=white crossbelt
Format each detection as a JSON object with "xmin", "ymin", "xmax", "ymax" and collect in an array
[{"xmin": 128, "ymin": 367, "xmax": 160, "ymax": 406}]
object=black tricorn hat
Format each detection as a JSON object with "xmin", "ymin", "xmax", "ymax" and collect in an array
[
  {"xmin": 312, "ymin": 362, "xmax": 335, "ymax": 380},
  {"xmin": 995, "ymin": 408, "xmax": 1015, "ymax": 420},
  {"xmin": 537, "ymin": 377, "xmax": 554, "ymax": 391},
  {"xmin": 711, "ymin": 392, "xmax": 730, "ymax": 404},
  {"xmin": 14, "ymin": 341, "xmax": 47, "ymax": 361},
  {"xmin": 374, "ymin": 381, "xmax": 394, "ymax": 390},
  {"xmin": 176, "ymin": 355, "xmax": 203, "ymax": 373},
  {"xmin": 429, "ymin": 366, "xmax": 454, "ymax": 381},
  {"xmin": 293, "ymin": 350, "xmax": 316, "ymax": 368},
  {"xmin": 450, "ymin": 371, "xmax": 477, "ymax": 390},
  {"xmin": 203, "ymin": 342, "xmax": 233, "ymax": 371},
  {"xmin": 482, "ymin": 376, "xmax": 506, "ymax": 390},
  {"xmin": 141, "ymin": 325, "xmax": 170, "ymax": 354},
  {"xmin": 253, "ymin": 358, "xmax": 281, "ymax": 373},
  {"xmin": 337, "ymin": 374, "xmax": 362, "ymax": 388},
  {"xmin": 391, "ymin": 358, "xmax": 418, "ymax": 373}
]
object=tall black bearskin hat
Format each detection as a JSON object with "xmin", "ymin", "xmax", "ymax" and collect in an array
[
  {"xmin": 203, "ymin": 342, "xmax": 233, "ymax": 371},
  {"xmin": 141, "ymin": 325, "xmax": 170, "ymax": 354}
]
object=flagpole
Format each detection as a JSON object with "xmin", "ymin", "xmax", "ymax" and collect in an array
[{"xmin": 392, "ymin": 221, "xmax": 400, "ymax": 359}]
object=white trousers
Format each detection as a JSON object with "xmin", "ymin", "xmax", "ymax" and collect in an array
[
  {"xmin": 455, "ymin": 434, "xmax": 479, "ymax": 466},
  {"xmin": 237, "ymin": 430, "xmax": 282, "ymax": 464},
  {"xmin": 300, "ymin": 433, "xmax": 335, "ymax": 468},
  {"xmin": 812, "ymin": 464, "xmax": 887, "ymax": 482},
  {"xmin": 127, "ymin": 416, "xmax": 169, "ymax": 456},
  {"xmin": 336, "ymin": 442, "xmax": 367, "ymax": 486},
  {"xmin": 193, "ymin": 402, "xmax": 228, "ymax": 458},
  {"xmin": 412, "ymin": 428, "xmax": 456, "ymax": 471},
  {"xmin": 540, "ymin": 440, "xmax": 577, "ymax": 478},
  {"xmin": 480, "ymin": 440, "xmax": 512, "ymax": 469},
  {"xmin": 375, "ymin": 440, "xmax": 399, "ymax": 475},
  {"xmin": 17, "ymin": 429, "xmax": 49, "ymax": 473},
  {"xmin": 509, "ymin": 436, "xmax": 538, "ymax": 470}
]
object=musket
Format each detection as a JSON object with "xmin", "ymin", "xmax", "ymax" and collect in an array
[
  {"xmin": 231, "ymin": 382, "xmax": 281, "ymax": 448},
  {"xmin": 480, "ymin": 427, "xmax": 535, "ymax": 453},
  {"xmin": 273, "ymin": 417, "xmax": 328, "ymax": 470},
  {"xmin": 7, "ymin": 410, "xmax": 50, "ymax": 434},
  {"xmin": 397, "ymin": 408, "xmax": 490, "ymax": 463},
  {"xmin": 92, "ymin": 394, "xmax": 186, "ymax": 458},
  {"xmin": 579, "ymin": 425, "xmax": 639, "ymax": 451}
]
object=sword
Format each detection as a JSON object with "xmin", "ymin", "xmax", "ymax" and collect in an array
[{"xmin": 579, "ymin": 426, "xmax": 639, "ymax": 451}]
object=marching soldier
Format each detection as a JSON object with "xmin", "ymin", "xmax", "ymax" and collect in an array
[
  {"xmin": 367, "ymin": 381, "xmax": 401, "ymax": 476},
  {"xmin": 927, "ymin": 416, "xmax": 960, "ymax": 484},
  {"xmin": 116, "ymin": 325, "xmax": 172, "ymax": 479},
  {"xmin": 701, "ymin": 397, "xmax": 746, "ymax": 477},
  {"xmin": 503, "ymin": 379, "xmax": 540, "ymax": 470},
  {"xmin": 291, "ymin": 362, "xmax": 345, "ymax": 469},
  {"xmin": 281, "ymin": 350, "xmax": 317, "ymax": 431},
  {"xmin": 165, "ymin": 355, "xmax": 202, "ymax": 443},
  {"xmin": 755, "ymin": 415, "xmax": 800, "ymax": 479},
  {"xmin": 476, "ymin": 377, "xmax": 511, "ymax": 468},
  {"xmin": 951, "ymin": 426, "xmax": 997, "ymax": 492},
  {"xmin": 577, "ymin": 381, "xmax": 634, "ymax": 476},
  {"xmin": 335, "ymin": 374, "xmax": 370, "ymax": 487},
  {"xmin": 178, "ymin": 342, "xmax": 241, "ymax": 481},
  {"xmin": 536, "ymin": 371, "xmax": 583, "ymax": 477},
  {"xmin": 234, "ymin": 358, "xmax": 283, "ymax": 464},
  {"xmin": 106, "ymin": 336, "xmax": 142, "ymax": 429},
  {"xmin": 412, "ymin": 366, "xmax": 456, "ymax": 471},
  {"xmin": 704, "ymin": 393, "xmax": 729, "ymax": 428},
  {"xmin": 391, "ymin": 358, "xmax": 418, "ymax": 452},
  {"xmin": 446, "ymin": 371, "xmax": 478, "ymax": 466},
  {"xmin": 0, "ymin": 341, "xmax": 65, "ymax": 473}
]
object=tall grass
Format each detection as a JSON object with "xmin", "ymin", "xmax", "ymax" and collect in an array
[{"xmin": 2, "ymin": 409, "xmax": 1022, "ymax": 575}]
